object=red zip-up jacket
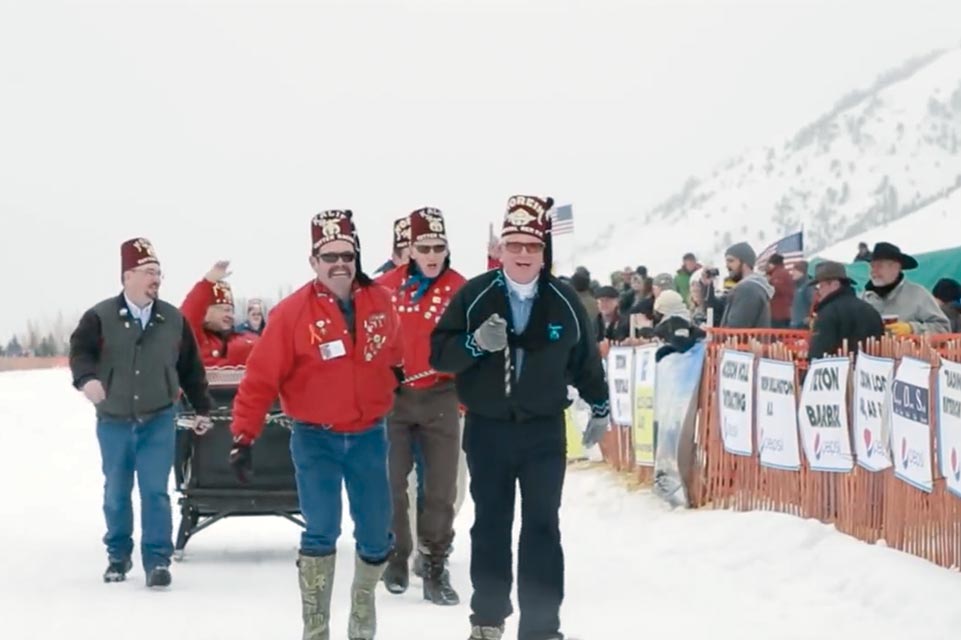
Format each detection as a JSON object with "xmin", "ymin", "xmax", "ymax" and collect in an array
[
  {"xmin": 181, "ymin": 279, "xmax": 259, "ymax": 367},
  {"xmin": 376, "ymin": 265, "xmax": 467, "ymax": 390},
  {"xmin": 230, "ymin": 279, "xmax": 404, "ymax": 443}
]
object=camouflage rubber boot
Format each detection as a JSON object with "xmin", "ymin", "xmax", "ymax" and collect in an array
[
  {"xmin": 348, "ymin": 555, "xmax": 388, "ymax": 640},
  {"xmin": 298, "ymin": 553, "xmax": 336, "ymax": 640}
]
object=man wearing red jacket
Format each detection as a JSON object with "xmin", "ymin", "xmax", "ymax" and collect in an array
[
  {"xmin": 180, "ymin": 260, "xmax": 259, "ymax": 366},
  {"xmin": 376, "ymin": 207, "xmax": 467, "ymax": 605},
  {"xmin": 228, "ymin": 210, "xmax": 404, "ymax": 640}
]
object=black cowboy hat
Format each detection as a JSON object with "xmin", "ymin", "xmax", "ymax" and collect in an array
[
  {"xmin": 808, "ymin": 260, "xmax": 856, "ymax": 287},
  {"xmin": 871, "ymin": 242, "xmax": 918, "ymax": 270}
]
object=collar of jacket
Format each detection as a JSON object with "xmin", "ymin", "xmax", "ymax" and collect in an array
[
  {"xmin": 864, "ymin": 272, "xmax": 904, "ymax": 299},
  {"xmin": 815, "ymin": 284, "xmax": 855, "ymax": 311}
]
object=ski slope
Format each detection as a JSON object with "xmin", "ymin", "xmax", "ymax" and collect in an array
[{"xmin": 2, "ymin": 368, "xmax": 961, "ymax": 639}]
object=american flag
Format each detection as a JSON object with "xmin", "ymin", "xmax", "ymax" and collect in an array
[
  {"xmin": 756, "ymin": 230, "xmax": 804, "ymax": 272},
  {"xmin": 551, "ymin": 204, "xmax": 574, "ymax": 236}
]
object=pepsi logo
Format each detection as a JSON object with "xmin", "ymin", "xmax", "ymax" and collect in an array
[
  {"xmin": 813, "ymin": 432, "xmax": 822, "ymax": 460},
  {"xmin": 863, "ymin": 428, "xmax": 873, "ymax": 456},
  {"xmin": 952, "ymin": 448, "xmax": 960, "ymax": 482},
  {"xmin": 901, "ymin": 437, "xmax": 909, "ymax": 470}
]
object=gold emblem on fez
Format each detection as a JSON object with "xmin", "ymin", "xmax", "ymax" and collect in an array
[
  {"xmin": 506, "ymin": 210, "xmax": 536, "ymax": 227},
  {"xmin": 133, "ymin": 238, "xmax": 156, "ymax": 257},
  {"xmin": 322, "ymin": 219, "xmax": 342, "ymax": 238}
]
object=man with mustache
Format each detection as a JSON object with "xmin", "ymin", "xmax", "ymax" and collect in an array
[
  {"xmin": 180, "ymin": 260, "xmax": 259, "ymax": 366},
  {"xmin": 228, "ymin": 211, "xmax": 404, "ymax": 640},
  {"xmin": 68, "ymin": 237, "xmax": 212, "ymax": 588},
  {"xmin": 376, "ymin": 207, "xmax": 466, "ymax": 605},
  {"xmin": 431, "ymin": 196, "xmax": 610, "ymax": 640}
]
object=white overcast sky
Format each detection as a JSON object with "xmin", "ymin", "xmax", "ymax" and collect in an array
[{"xmin": 1, "ymin": 0, "xmax": 959, "ymax": 340}]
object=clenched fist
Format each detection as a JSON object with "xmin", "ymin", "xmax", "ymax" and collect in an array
[
  {"xmin": 473, "ymin": 313, "xmax": 509, "ymax": 352},
  {"xmin": 82, "ymin": 379, "xmax": 106, "ymax": 404}
]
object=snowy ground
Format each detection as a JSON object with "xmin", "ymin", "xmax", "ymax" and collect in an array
[{"xmin": 3, "ymin": 369, "xmax": 961, "ymax": 640}]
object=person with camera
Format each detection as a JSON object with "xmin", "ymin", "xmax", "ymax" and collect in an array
[
  {"xmin": 228, "ymin": 211, "xmax": 404, "ymax": 640},
  {"xmin": 431, "ymin": 195, "xmax": 610, "ymax": 640},
  {"xmin": 69, "ymin": 237, "xmax": 212, "ymax": 588}
]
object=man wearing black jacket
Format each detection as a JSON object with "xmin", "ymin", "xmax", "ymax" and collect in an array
[
  {"xmin": 808, "ymin": 261, "xmax": 884, "ymax": 359},
  {"xmin": 431, "ymin": 195, "xmax": 610, "ymax": 640},
  {"xmin": 69, "ymin": 237, "xmax": 211, "ymax": 588}
]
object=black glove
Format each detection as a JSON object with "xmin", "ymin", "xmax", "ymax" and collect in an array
[{"xmin": 228, "ymin": 441, "xmax": 253, "ymax": 484}]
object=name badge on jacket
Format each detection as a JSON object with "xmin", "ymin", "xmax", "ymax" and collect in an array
[{"xmin": 319, "ymin": 340, "xmax": 347, "ymax": 361}]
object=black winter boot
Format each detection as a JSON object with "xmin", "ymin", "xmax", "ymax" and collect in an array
[
  {"xmin": 381, "ymin": 556, "xmax": 409, "ymax": 595},
  {"xmin": 422, "ymin": 554, "xmax": 459, "ymax": 606},
  {"xmin": 103, "ymin": 558, "xmax": 133, "ymax": 583},
  {"xmin": 145, "ymin": 566, "xmax": 172, "ymax": 588}
]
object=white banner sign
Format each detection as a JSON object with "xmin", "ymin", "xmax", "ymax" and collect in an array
[
  {"xmin": 755, "ymin": 359, "xmax": 801, "ymax": 470},
  {"xmin": 852, "ymin": 354, "xmax": 895, "ymax": 472},
  {"xmin": 607, "ymin": 346, "xmax": 635, "ymax": 427},
  {"xmin": 891, "ymin": 357, "xmax": 934, "ymax": 493},
  {"xmin": 938, "ymin": 359, "xmax": 961, "ymax": 498},
  {"xmin": 798, "ymin": 357, "xmax": 853, "ymax": 472},
  {"xmin": 718, "ymin": 349, "xmax": 755, "ymax": 456}
]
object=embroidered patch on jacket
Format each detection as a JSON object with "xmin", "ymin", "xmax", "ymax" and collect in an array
[
  {"xmin": 362, "ymin": 312, "xmax": 388, "ymax": 361},
  {"xmin": 547, "ymin": 323, "xmax": 563, "ymax": 341}
]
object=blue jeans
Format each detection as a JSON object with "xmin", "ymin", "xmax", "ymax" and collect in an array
[
  {"xmin": 291, "ymin": 420, "xmax": 394, "ymax": 562},
  {"xmin": 96, "ymin": 407, "xmax": 176, "ymax": 570}
]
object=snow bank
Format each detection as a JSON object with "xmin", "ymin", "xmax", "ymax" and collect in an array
[{"xmin": 2, "ymin": 369, "xmax": 961, "ymax": 639}]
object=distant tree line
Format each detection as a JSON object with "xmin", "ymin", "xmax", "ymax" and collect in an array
[{"xmin": 2, "ymin": 313, "xmax": 75, "ymax": 358}]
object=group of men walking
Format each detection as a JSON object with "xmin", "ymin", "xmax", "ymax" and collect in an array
[{"xmin": 69, "ymin": 198, "xmax": 612, "ymax": 640}]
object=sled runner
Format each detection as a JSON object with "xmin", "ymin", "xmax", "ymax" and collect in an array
[{"xmin": 173, "ymin": 366, "xmax": 304, "ymax": 559}]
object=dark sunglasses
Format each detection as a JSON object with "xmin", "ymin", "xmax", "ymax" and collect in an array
[
  {"xmin": 316, "ymin": 251, "xmax": 356, "ymax": 264},
  {"xmin": 504, "ymin": 241, "xmax": 545, "ymax": 255},
  {"xmin": 414, "ymin": 244, "xmax": 448, "ymax": 255}
]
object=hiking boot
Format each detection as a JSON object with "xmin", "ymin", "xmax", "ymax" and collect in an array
[
  {"xmin": 412, "ymin": 550, "xmax": 426, "ymax": 579},
  {"xmin": 468, "ymin": 624, "xmax": 505, "ymax": 640},
  {"xmin": 381, "ymin": 557, "xmax": 409, "ymax": 595},
  {"xmin": 422, "ymin": 554, "xmax": 459, "ymax": 606},
  {"xmin": 348, "ymin": 555, "xmax": 387, "ymax": 640},
  {"xmin": 103, "ymin": 558, "xmax": 133, "ymax": 583},
  {"xmin": 145, "ymin": 566, "xmax": 171, "ymax": 588},
  {"xmin": 298, "ymin": 553, "xmax": 336, "ymax": 640}
]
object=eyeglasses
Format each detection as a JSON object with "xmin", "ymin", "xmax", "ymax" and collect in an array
[
  {"xmin": 504, "ymin": 242, "xmax": 545, "ymax": 255},
  {"xmin": 316, "ymin": 251, "xmax": 356, "ymax": 264},
  {"xmin": 133, "ymin": 268, "xmax": 163, "ymax": 278},
  {"xmin": 413, "ymin": 244, "xmax": 448, "ymax": 255}
]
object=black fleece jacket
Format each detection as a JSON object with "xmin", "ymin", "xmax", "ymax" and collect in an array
[{"xmin": 430, "ymin": 269, "xmax": 609, "ymax": 422}]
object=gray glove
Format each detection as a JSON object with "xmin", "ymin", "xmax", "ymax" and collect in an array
[
  {"xmin": 582, "ymin": 412, "xmax": 611, "ymax": 447},
  {"xmin": 474, "ymin": 313, "xmax": 509, "ymax": 352}
]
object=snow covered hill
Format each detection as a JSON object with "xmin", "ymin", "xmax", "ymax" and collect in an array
[
  {"xmin": 816, "ymin": 185, "xmax": 961, "ymax": 261},
  {"xmin": 579, "ymin": 47, "xmax": 961, "ymax": 276},
  {"xmin": 4, "ymin": 368, "xmax": 961, "ymax": 639}
]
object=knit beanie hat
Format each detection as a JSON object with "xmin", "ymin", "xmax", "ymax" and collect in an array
[{"xmin": 726, "ymin": 242, "xmax": 757, "ymax": 268}]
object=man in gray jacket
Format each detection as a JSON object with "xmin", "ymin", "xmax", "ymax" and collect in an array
[
  {"xmin": 861, "ymin": 242, "xmax": 950, "ymax": 336},
  {"xmin": 720, "ymin": 242, "xmax": 774, "ymax": 329},
  {"xmin": 69, "ymin": 237, "xmax": 212, "ymax": 588}
]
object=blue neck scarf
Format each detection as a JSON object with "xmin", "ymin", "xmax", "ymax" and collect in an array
[{"xmin": 402, "ymin": 263, "xmax": 437, "ymax": 303}]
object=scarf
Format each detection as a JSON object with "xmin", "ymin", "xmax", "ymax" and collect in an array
[
  {"xmin": 402, "ymin": 263, "xmax": 438, "ymax": 303},
  {"xmin": 865, "ymin": 272, "xmax": 904, "ymax": 299}
]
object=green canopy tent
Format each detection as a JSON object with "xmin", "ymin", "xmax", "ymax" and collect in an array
[{"xmin": 810, "ymin": 245, "xmax": 961, "ymax": 294}]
